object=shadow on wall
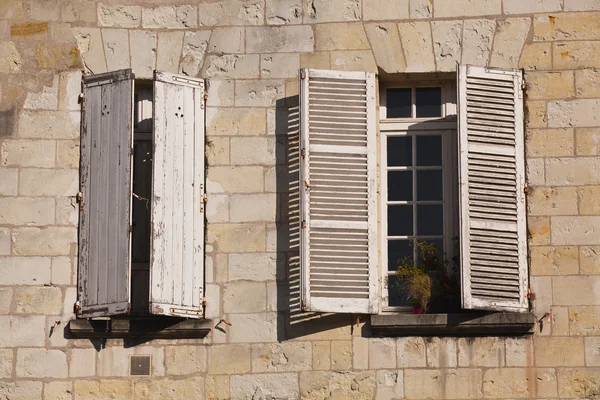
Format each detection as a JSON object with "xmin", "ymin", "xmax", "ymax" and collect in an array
[
  {"xmin": 0, "ymin": 106, "xmax": 17, "ymax": 138},
  {"xmin": 274, "ymin": 96, "xmax": 358, "ymax": 341}
]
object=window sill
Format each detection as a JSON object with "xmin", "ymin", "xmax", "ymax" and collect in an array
[
  {"xmin": 370, "ymin": 312, "xmax": 535, "ymax": 337},
  {"xmin": 68, "ymin": 317, "xmax": 211, "ymax": 339}
]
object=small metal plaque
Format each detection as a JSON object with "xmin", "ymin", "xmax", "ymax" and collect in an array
[{"xmin": 130, "ymin": 355, "xmax": 151, "ymax": 376}]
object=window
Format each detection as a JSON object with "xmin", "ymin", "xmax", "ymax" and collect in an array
[
  {"xmin": 76, "ymin": 69, "xmax": 206, "ymax": 319},
  {"xmin": 298, "ymin": 65, "xmax": 528, "ymax": 316}
]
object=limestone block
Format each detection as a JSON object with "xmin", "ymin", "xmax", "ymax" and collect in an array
[
  {"xmin": 526, "ymin": 71, "xmax": 574, "ymax": 100},
  {"xmin": 56, "ymin": 140, "xmax": 79, "ymax": 168},
  {"xmin": 180, "ymin": 31, "xmax": 211, "ymax": 77},
  {"xmin": 266, "ymin": 0, "xmax": 302, "ymax": 24},
  {"xmin": 553, "ymin": 41, "xmax": 600, "ymax": 69},
  {"xmin": 205, "ymin": 375, "xmax": 229, "ymax": 400},
  {"xmin": 315, "ymin": 23, "xmax": 369, "ymax": 51},
  {"xmin": 301, "ymin": 52, "xmax": 331, "ymax": 69},
  {"xmin": 490, "ymin": 18, "xmax": 531, "ymax": 69},
  {"xmin": 535, "ymin": 13, "xmax": 600, "ymax": 41},
  {"xmin": 101, "ymin": 29, "xmax": 130, "ymax": 71},
  {"xmin": 558, "ymin": 367, "xmax": 600, "ymax": 398},
  {"xmin": 299, "ymin": 371, "xmax": 376, "ymax": 399},
  {"xmin": 204, "ymin": 55, "xmax": 259, "ymax": 79},
  {"xmin": 570, "ymin": 306, "xmax": 600, "ymax": 335},
  {"xmin": 327, "ymin": 341, "xmax": 350, "ymax": 370},
  {"xmin": 531, "ymin": 276, "xmax": 552, "ymax": 317},
  {"xmin": 527, "ymin": 186, "xmax": 578, "ymax": 216},
  {"xmin": 247, "ymin": 26, "xmax": 314, "ymax": 53},
  {"xmin": 363, "ymin": 0, "xmax": 409, "ymax": 19},
  {"xmin": 458, "ymin": 337, "xmax": 505, "ymax": 367},
  {"xmin": 207, "ymin": 166, "xmax": 264, "ymax": 194},
  {"xmin": 206, "ymin": 80, "xmax": 234, "ymax": 107},
  {"xmin": 44, "ymin": 381, "xmax": 72, "ymax": 400},
  {"xmin": 0, "ymin": 288, "xmax": 11, "ymax": 314},
  {"xmin": 228, "ymin": 312, "xmax": 278, "ymax": 343},
  {"xmin": 565, "ymin": 0, "xmax": 600, "ymax": 10},
  {"xmin": 526, "ymin": 100, "xmax": 547, "ymax": 128},
  {"xmin": 376, "ymin": 370, "xmax": 403, "ymax": 398},
  {"xmin": 14, "ymin": 286, "xmax": 62, "ymax": 314},
  {"xmin": 364, "ymin": 23, "xmax": 405, "ymax": 73},
  {"xmin": 483, "ymin": 368, "xmax": 556, "ymax": 398},
  {"xmin": 585, "ymin": 337, "xmax": 600, "ymax": 366},
  {"xmin": 230, "ymin": 194, "xmax": 277, "ymax": 223},
  {"xmin": 0, "ymin": 228, "xmax": 9, "ymax": 256},
  {"xmin": 133, "ymin": 378, "xmax": 204, "ymax": 400},
  {"xmin": 223, "ymin": 281, "xmax": 266, "ymax": 313},
  {"xmin": 165, "ymin": 346, "xmax": 206, "ymax": 375},
  {"xmin": 530, "ymin": 245, "xmax": 579, "ymax": 276},
  {"xmin": 129, "ymin": 30, "xmax": 156, "ymax": 79},
  {"xmin": 312, "ymin": 341, "xmax": 331, "ymax": 370},
  {"xmin": 69, "ymin": 348, "xmax": 96, "ymax": 377},
  {"xmin": 331, "ymin": 50, "xmax": 377, "ymax": 72},
  {"xmin": 0, "ymin": 382, "xmax": 43, "ymax": 399},
  {"xmin": 519, "ymin": 42, "xmax": 552, "ymax": 70},
  {"xmin": 16, "ymin": 349, "xmax": 67, "ymax": 378},
  {"xmin": 142, "ymin": 6, "xmax": 197, "ymax": 29},
  {"xmin": 369, "ymin": 338, "xmax": 396, "ymax": 369},
  {"xmin": 56, "ymin": 197, "xmax": 78, "ymax": 227},
  {"xmin": 97, "ymin": 346, "xmax": 164, "ymax": 377},
  {"xmin": 553, "ymin": 275, "xmax": 600, "ymax": 304},
  {"xmin": 206, "ymin": 107, "xmax": 266, "ymax": 136},
  {"xmin": 206, "ymin": 223, "xmax": 266, "ymax": 252},
  {"xmin": 505, "ymin": 0, "xmax": 562, "ymax": 13},
  {"xmin": 61, "ymin": 0, "xmax": 97, "ymax": 23},
  {"xmin": 235, "ymin": 80, "xmax": 284, "ymax": 107},
  {"xmin": 579, "ymin": 186, "xmax": 600, "ymax": 215},
  {"xmin": 208, "ymin": 344, "xmax": 251, "ymax": 374},
  {"xmin": 230, "ymin": 137, "xmax": 276, "ymax": 166},
  {"xmin": 546, "ymin": 157, "xmax": 600, "ymax": 185},
  {"xmin": 0, "ymin": 0, "xmax": 24, "ymax": 19},
  {"xmin": 23, "ymin": 75, "xmax": 58, "ymax": 110},
  {"xmin": 526, "ymin": 158, "xmax": 545, "ymax": 186},
  {"xmin": 19, "ymin": 168, "xmax": 77, "ymax": 196},
  {"xmin": 261, "ymin": 53, "xmax": 300, "ymax": 79},
  {"xmin": 397, "ymin": 337, "xmax": 426, "ymax": 368},
  {"xmin": 73, "ymin": 28, "xmax": 106, "ymax": 74},
  {"xmin": 435, "ymin": 0, "xmax": 501, "ymax": 17},
  {"xmin": 252, "ymin": 342, "xmax": 312, "ymax": 372},
  {"xmin": 398, "ymin": 22, "xmax": 435, "ymax": 72},
  {"xmin": 0, "ymin": 257, "xmax": 51, "ymax": 285},
  {"xmin": 405, "ymin": 368, "xmax": 483, "ymax": 399},
  {"xmin": 581, "ymin": 246, "xmax": 600, "ymax": 275},
  {"xmin": 98, "ymin": 4, "xmax": 140, "ymax": 27},
  {"xmin": 156, "ymin": 31, "xmax": 184, "ymax": 74},
  {"xmin": 74, "ymin": 380, "xmax": 133, "ymax": 399},
  {"xmin": 535, "ymin": 337, "xmax": 585, "ymax": 366},
  {"xmin": 18, "ymin": 110, "xmax": 79, "ymax": 139},
  {"xmin": 198, "ymin": 0, "xmax": 264, "ymax": 26},
  {"xmin": 425, "ymin": 337, "xmax": 457, "ymax": 368},
  {"xmin": 0, "ymin": 41, "xmax": 22, "ymax": 73},
  {"xmin": 0, "ymin": 316, "xmax": 45, "ymax": 347},
  {"xmin": 58, "ymin": 70, "xmax": 82, "ymax": 112},
  {"xmin": 432, "ymin": 21, "xmax": 463, "ymax": 71},
  {"xmin": 12, "ymin": 227, "xmax": 76, "ymax": 256},
  {"xmin": 551, "ymin": 306, "xmax": 570, "ymax": 335},
  {"xmin": 0, "ymin": 169, "xmax": 17, "ymax": 196},
  {"xmin": 303, "ymin": 0, "xmax": 361, "ymax": 23},
  {"xmin": 229, "ymin": 253, "xmax": 281, "ymax": 281},
  {"xmin": 206, "ymin": 137, "xmax": 229, "ymax": 167},
  {"xmin": 505, "ymin": 337, "xmax": 533, "ymax": 367},
  {"xmin": 205, "ymin": 194, "xmax": 229, "ymax": 224},
  {"xmin": 1, "ymin": 139, "xmax": 55, "ymax": 168},
  {"xmin": 576, "ymin": 69, "xmax": 600, "ymax": 98},
  {"xmin": 353, "ymin": 336, "xmax": 369, "ymax": 370},
  {"xmin": 0, "ymin": 348, "xmax": 12, "ymax": 378},
  {"xmin": 208, "ymin": 27, "xmax": 244, "ymax": 54},
  {"xmin": 230, "ymin": 373, "xmax": 299, "ymax": 400}
]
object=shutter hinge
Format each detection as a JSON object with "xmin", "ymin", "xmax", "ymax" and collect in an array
[
  {"xmin": 76, "ymin": 192, "xmax": 84, "ymax": 211},
  {"xmin": 129, "ymin": 225, "xmax": 133, "ymax": 233},
  {"xmin": 130, "ymin": 147, "xmax": 134, "ymax": 156},
  {"xmin": 527, "ymin": 289, "xmax": 536, "ymax": 301},
  {"xmin": 202, "ymin": 297, "xmax": 207, "ymax": 307},
  {"xmin": 521, "ymin": 82, "xmax": 527, "ymax": 91},
  {"xmin": 301, "ymin": 220, "xmax": 306, "ymax": 229},
  {"xmin": 74, "ymin": 300, "xmax": 80, "ymax": 313},
  {"xmin": 301, "ymin": 148, "xmax": 306, "ymax": 159},
  {"xmin": 78, "ymin": 93, "xmax": 85, "ymax": 105},
  {"xmin": 301, "ymin": 70, "xmax": 307, "ymax": 80},
  {"xmin": 304, "ymin": 180, "xmax": 310, "ymax": 189},
  {"xmin": 524, "ymin": 186, "xmax": 529, "ymax": 194}
]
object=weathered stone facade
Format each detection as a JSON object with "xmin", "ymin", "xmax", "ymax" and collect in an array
[{"xmin": 0, "ymin": 0, "xmax": 599, "ymax": 399}]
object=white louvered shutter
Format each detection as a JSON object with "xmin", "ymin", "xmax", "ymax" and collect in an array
[
  {"xmin": 299, "ymin": 69, "xmax": 378, "ymax": 314},
  {"xmin": 150, "ymin": 71, "xmax": 205, "ymax": 318},
  {"xmin": 457, "ymin": 64, "xmax": 528, "ymax": 312}
]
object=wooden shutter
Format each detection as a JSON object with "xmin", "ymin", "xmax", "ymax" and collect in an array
[
  {"xmin": 78, "ymin": 69, "xmax": 134, "ymax": 318},
  {"xmin": 457, "ymin": 64, "xmax": 528, "ymax": 312},
  {"xmin": 299, "ymin": 69, "xmax": 378, "ymax": 314},
  {"xmin": 150, "ymin": 71, "xmax": 205, "ymax": 318}
]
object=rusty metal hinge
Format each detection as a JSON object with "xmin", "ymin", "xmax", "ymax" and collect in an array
[
  {"xmin": 76, "ymin": 192, "xmax": 84, "ymax": 211},
  {"xmin": 527, "ymin": 289, "xmax": 536, "ymax": 301},
  {"xmin": 301, "ymin": 220, "xmax": 306, "ymax": 229},
  {"xmin": 202, "ymin": 297, "xmax": 207, "ymax": 307},
  {"xmin": 301, "ymin": 148, "xmax": 306, "ymax": 159},
  {"xmin": 301, "ymin": 70, "xmax": 307, "ymax": 80}
]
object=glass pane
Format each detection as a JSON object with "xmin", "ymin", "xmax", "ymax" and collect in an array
[
  {"xmin": 388, "ymin": 275, "xmax": 411, "ymax": 307},
  {"xmin": 388, "ymin": 240, "xmax": 413, "ymax": 271},
  {"xmin": 386, "ymin": 88, "xmax": 412, "ymax": 118},
  {"xmin": 416, "ymin": 135, "xmax": 442, "ymax": 166},
  {"xmin": 415, "ymin": 87, "xmax": 442, "ymax": 118},
  {"xmin": 417, "ymin": 170, "xmax": 443, "ymax": 201},
  {"xmin": 388, "ymin": 171, "xmax": 412, "ymax": 201},
  {"xmin": 388, "ymin": 205, "xmax": 413, "ymax": 236},
  {"xmin": 417, "ymin": 205, "xmax": 443, "ymax": 236},
  {"xmin": 387, "ymin": 136, "xmax": 412, "ymax": 167}
]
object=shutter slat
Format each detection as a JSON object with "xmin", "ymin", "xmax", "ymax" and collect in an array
[
  {"xmin": 301, "ymin": 68, "xmax": 378, "ymax": 314},
  {"xmin": 150, "ymin": 71, "xmax": 205, "ymax": 319},
  {"xmin": 458, "ymin": 64, "xmax": 528, "ymax": 313}
]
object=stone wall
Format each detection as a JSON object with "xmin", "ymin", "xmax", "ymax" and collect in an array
[{"xmin": 0, "ymin": 0, "xmax": 600, "ymax": 398}]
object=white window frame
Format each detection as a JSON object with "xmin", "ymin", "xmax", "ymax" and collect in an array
[{"xmin": 379, "ymin": 82, "xmax": 459, "ymax": 313}]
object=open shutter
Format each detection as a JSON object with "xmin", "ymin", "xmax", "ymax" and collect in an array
[
  {"xmin": 78, "ymin": 69, "xmax": 134, "ymax": 318},
  {"xmin": 150, "ymin": 71, "xmax": 205, "ymax": 318},
  {"xmin": 457, "ymin": 64, "xmax": 528, "ymax": 312},
  {"xmin": 299, "ymin": 69, "xmax": 378, "ymax": 314}
]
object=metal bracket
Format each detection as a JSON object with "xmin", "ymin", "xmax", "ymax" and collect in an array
[
  {"xmin": 301, "ymin": 70, "xmax": 307, "ymax": 80},
  {"xmin": 301, "ymin": 148, "xmax": 306, "ymax": 159},
  {"xmin": 301, "ymin": 220, "xmax": 306, "ymax": 229},
  {"xmin": 527, "ymin": 289, "xmax": 536, "ymax": 301},
  {"xmin": 76, "ymin": 192, "xmax": 84, "ymax": 211}
]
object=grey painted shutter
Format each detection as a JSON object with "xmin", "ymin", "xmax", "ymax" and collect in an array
[
  {"xmin": 457, "ymin": 64, "xmax": 528, "ymax": 312},
  {"xmin": 78, "ymin": 69, "xmax": 134, "ymax": 318},
  {"xmin": 299, "ymin": 69, "xmax": 378, "ymax": 314},
  {"xmin": 150, "ymin": 71, "xmax": 205, "ymax": 318}
]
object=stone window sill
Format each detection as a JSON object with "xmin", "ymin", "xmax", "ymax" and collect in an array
[
  {"xmin": 68, "ymin": 317, "xmax": 211, "ymax": 339},
  {"xmin": 370, "ymin": 312, "xmax": 535, "ymax": 337}
]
